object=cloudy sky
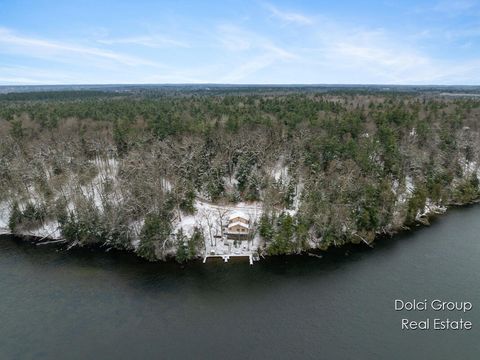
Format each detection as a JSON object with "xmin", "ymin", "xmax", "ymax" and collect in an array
[{"xmin": 1, "ymin": 0, "xmax": 480, "ymax": 85}]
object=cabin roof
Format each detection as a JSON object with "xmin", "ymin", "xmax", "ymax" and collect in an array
[
  {"xmin": 228, "ymin": 211, "xmax": 248, "ymax": 221},
  {"xmin": 227, "ymin": 221, "xmax": 249, "ymax": 229}
]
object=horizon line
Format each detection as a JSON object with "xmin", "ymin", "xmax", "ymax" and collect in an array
[{"xmin": 1, "ymin": 83, "xmax": 480, "ymax": 88}]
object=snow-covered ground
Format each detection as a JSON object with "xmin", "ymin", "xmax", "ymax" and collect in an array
[
  {"xmin": 1, "ymin": 153, "xmax": 300, "ymax": 260},
  {"xmin": 285, "ymin": 179, "xmax": 303, "ymax": 217},
  {"xmin": 271, "ymin": 159, "xmax": 289, "ymax": 182},
  {"xmin": 395, "ymin": 175, "xmax": 415, "ymax": 205},
  {"xmin": 417, "ymin": 199, "xmax": 447, "ymax": 220},
  {"xmin": 175, "ymin": 200, "xmax": 262, "ymax": 235},
  {"xmin": 0, "ymin": 200, "xmax": 62, "ymax": 239},
  {"xmin": 393, "ymin": 175, "xmax": 447, "ymax": 221},
  {"xmin": 460, "ymin": 159, "xmax": 479, "ymax": 177},
  {"xmin": 2, "ymin": 152, "xmax": 463, "ymax": 260},
  {"xmin": 269, "ymin": 161, "xmax": 303, "ymax": 217},
  {"xmin": 80, "ymin": 157, "xmax": 120, "ymax": 211},
  {"xmin": 174, "ymin": 199, "xmax": 263, "ymax": 258},
  {"xmin": 0, "ymin": 157, "xmax": 121, "ymax": 239},
  {"xmin": 0, "ymin": 201, "xmax": 9, "ymax": 234}
]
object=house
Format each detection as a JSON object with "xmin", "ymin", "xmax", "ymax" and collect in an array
[{"xmin": 225, "ymin": 211, "xmax": 250, "ymax": 240}]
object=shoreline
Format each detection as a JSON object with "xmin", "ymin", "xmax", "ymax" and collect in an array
[{"xmin": 1, "ymin": 200, "xmax": 477, "ymax": 265}]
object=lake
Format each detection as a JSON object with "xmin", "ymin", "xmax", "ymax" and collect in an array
[{"xmin": 0, "ymin": 206, "xmax": 479, "ymax": 359}]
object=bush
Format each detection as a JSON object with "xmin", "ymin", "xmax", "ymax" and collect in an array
[
  {"xmin": 175, "ymin": 229, "xmax": 188, "ymax": 263},
  {"xmin": 8, "ymin": 201, "xmax": 46, "ymax": 232},
  {"xmin": 267, "ymin": 213, "xmax": 295, "ymax": 255},
  {"xmin": 188, "ymin": 227, "xmax": 204, "ymax": 258},
  {"xmin": 454, "ymin": 175, "xmax": 480, "ymax": 203},
  {"xmin": 8, "ymin": 202, "xmax": 22, "ymax": 232},
  {"xmin": 58, "ymin": 207, "xmax": 106, "ymax": 245},
  {"xmin": 406, "ymin": 185, "xmax": 427, "ymax": 224}
]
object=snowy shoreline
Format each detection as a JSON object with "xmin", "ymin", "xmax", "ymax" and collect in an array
[
  {"xmin": 1, "ymin": 199, "xmax": 474, "ymax": 264},
  {"xmin": 1, "ymin": 155, "xmax": 478, "ymax": 262}
]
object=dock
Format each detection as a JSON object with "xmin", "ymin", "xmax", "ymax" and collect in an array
[{"xmin": 203, "ymin": 253, "xmax": 254, "ymax": 265}]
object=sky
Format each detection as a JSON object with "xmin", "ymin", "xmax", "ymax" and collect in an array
[{"xmin": 1, "ymin": 0, "xmax": 480, "ymax": 85}]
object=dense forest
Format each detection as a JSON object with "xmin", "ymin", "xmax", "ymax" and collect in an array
[{"xmin": 1, "ymin": 87, "xmax": 479, "ymax": 261}]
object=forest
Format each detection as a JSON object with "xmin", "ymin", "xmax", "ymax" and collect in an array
[{"xmin": 1, "ymin": 87, "xmax": 479, "ymax": 261}]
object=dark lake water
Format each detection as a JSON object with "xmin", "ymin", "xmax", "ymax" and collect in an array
[{"xmin": 1, "ymin": 206, "xmax": 479, "ymax": 360}]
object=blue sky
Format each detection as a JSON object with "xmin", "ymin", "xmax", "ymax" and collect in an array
[{"xmin": 1, "ymin": 0, "xmax": 480, "ymax": 85}]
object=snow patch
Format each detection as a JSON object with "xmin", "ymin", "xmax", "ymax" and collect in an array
[
  {"xmin": 129, "ymin": 219, "xmax": 144, "ymax": 249},
  {"xmin": 396, "ymin": 175, "xmax": 415, "ymax": 205},
  {"xmin": 161, "ymin": 178, "xmax": 172, "ymax": 192},
  {"xmin": 416, "ymin": 199, "xmax": 447, "ymax": 220},
  {"xmin": 174, "ymin": 214, "xmax": 197, "ymax": 237},
  {"xmin": 460, "ymin": 159, "xmax": 478, "ymax": 176},
  {"xmin": 223, "ymin": 176, "xmax": 238, "ymax": 187},
  {"xmin": 83, "ymin": 157, "xmax": 120, "ymax": 210},
  {"xmin": 271, "ymin": 158, "xmax": 289, "ymax": 182},
  {"xmin": 0, "ymin": 202, "xmax": 10, "ymax": 234},
  {"xmin": 173, "ymin": 199, "xmax": 263, "ymax": 256},
  {"xmin": 405, "ymin": 176, "xmax": 415, "ymax": 194},
  {"xmin": 290, "ymin": 179, "xmax": 304, "ymax": 214}
]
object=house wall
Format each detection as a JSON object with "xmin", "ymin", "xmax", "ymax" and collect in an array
[{"xmin": 229, "ymin": 225, "xmax": 248, "ymax": 233}]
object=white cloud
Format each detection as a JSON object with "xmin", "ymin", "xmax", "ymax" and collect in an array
[
  {"xmin": 216, "ymin": 24, "xmax": 298, "ymax": 59},
  {"xmin": 321, "ymin": 29, "xmax": 433, "ymax": 81},
  {"xmin": 97, "ymin": 35, "xmax": 189, "ymax": 48},
  {"xmin": 217, "ymin": 25, "xmax": 253, "ymax": 51},
  {"xmin": 215, "ymin": 24, "xmax": 298, "ymax": 82},
  {"xmin": 265, "ymin": 4, "xmax": 314, "ymax": 25},
  {"xmin": 0, "ymin": 27, "xmax": 165, "ymax": 68}
]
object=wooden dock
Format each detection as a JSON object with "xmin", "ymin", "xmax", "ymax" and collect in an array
[{"xmin": 203, "ymin": 254, "xmax": 254, "ymax": 265}]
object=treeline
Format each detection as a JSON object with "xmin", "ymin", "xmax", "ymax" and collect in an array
[{"xmin": 0, "ymin": 93, "xmax": 342, "ymax": 135}]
